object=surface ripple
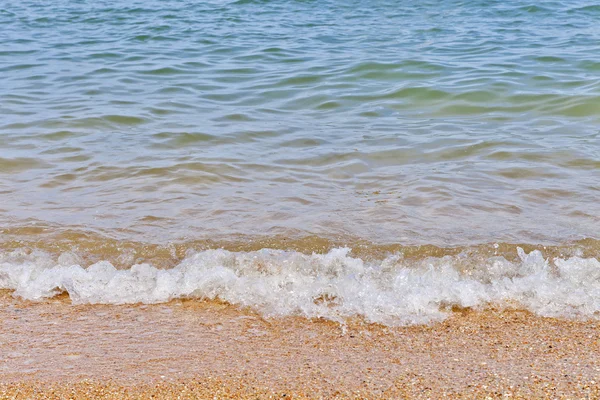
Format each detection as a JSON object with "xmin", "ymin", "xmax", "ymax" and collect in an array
[{"xmin": 0, "ymin": 0, "xmax": 598, "ymax": 245}]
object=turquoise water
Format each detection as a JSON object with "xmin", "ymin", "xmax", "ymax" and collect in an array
[{"xmin": 0, "ymin": 0, "xmax": 599, "ymax": 245}]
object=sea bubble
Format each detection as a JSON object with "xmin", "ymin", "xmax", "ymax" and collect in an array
[{"xmin": 1, "ymin": 247, "xmax": 600, "ymax": 326}]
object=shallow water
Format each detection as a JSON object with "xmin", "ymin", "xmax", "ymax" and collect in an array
[
  {"xmin": 2, "ymin": 244, "xmax": 600, "ymax": 325},
  {"xmin": 0, "ymin": 0, "xmax": 599, "ymax": 323},
  {"xmin": 1, "ymin": 0, "xmax": 599, "ymax": 244}
]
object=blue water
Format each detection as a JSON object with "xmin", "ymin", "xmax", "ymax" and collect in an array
[{"xmin": 0, "ymin": 0, "xmax": 599, "ymax": 245}]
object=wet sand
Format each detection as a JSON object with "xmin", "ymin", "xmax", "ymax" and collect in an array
[{"xmin": 1, "ymin": 291, "xmax": 599, "ymax": 399}]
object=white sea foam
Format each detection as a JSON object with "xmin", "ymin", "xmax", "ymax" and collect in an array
[{"xmin": 1, "ymin": 247, "xmax": 599, "ymax": 325}]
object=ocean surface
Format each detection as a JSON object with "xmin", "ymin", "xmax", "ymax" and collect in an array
[{"xmin": 0, "ymin": 0, "xmax": 599, "ymax": 325}]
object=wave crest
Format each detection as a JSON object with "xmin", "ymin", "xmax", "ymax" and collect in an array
[{"xmin": 1, "ymin": 247, "xmax": 599, "ymax": 326}]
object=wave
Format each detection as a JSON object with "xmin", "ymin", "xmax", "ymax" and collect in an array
[{"xmin": 1, "ymin": 246, "xmax": 599, "ymax": 326}]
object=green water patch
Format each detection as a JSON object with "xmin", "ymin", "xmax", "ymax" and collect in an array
[
  {"xmin": 152, "ymin": 132, "xmax": 218, "ymax": 147},
  {"xmin": 39, "ymin": 131, "xmax": 81, "ymax": 141},
  {"xmin": 0, "ymin": 157, "xmax": 51, "ymax": 173},
  {"xmin": 139, "ymin": 67, "xmax": 190, "ymax": 76},
  {"xmin": 102, "ymin": 115, "xmax": 148, "ymax": 126}
]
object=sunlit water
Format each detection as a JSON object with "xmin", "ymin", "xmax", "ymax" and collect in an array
[{"xmin": 0, "ymin": 0, "xmax": 599, "ymax": 322}]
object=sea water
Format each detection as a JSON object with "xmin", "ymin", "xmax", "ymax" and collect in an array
[{"xmin": 0, "ymin": 0, "xmax": 598, "ymax": 325}]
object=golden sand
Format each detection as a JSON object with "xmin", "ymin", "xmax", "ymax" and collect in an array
[{"xmin": 1, "ymin": 291, "xmax": 599, "ymax": 399}]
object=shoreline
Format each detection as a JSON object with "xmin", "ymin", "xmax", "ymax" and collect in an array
[{"xmin": 1, "ymin": 293, "xmax": 599, "ymax": 398}]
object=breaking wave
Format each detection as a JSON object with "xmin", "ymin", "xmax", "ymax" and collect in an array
[{"xmin": 1, "ymin": 247, "xmax": 600, "ymax": 326}]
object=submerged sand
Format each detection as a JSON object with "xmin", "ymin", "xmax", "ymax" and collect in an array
[{"xmin": 1, "ymin": 291, "xmax": 599, "ymax": 399}]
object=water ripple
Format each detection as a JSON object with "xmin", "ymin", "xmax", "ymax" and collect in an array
[{"xmin": 0, "ymin": 0, "xmax": 598, "ymax": 244}]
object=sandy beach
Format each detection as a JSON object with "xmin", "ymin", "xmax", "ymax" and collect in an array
[{"xmin": 1, "ymin": 291, "xmax": 599, "ymax": 399}]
